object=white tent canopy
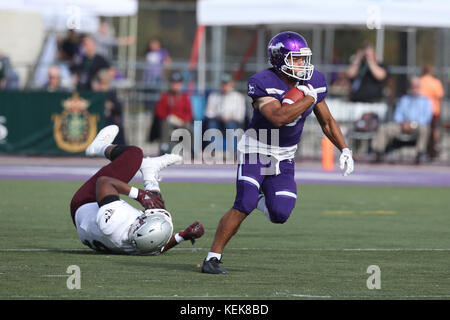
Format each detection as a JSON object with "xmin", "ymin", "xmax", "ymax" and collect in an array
[
  {"xmin": 0, "ymin": 0, "xmax": 137, "ymax": 17},
  {"xmin": 197, "ymin": 0, "xmax": 450, "ymax": 29},
  {"xmin": 195, "ymin": 0, "xmax": 450, "ymax": 93},
  {"xmin": 0, "ymin": 0, "xmax": 138, "ymax": 32},
  {"xmin": 0, "ymin": 0, "xmax": 138, "ymax": 86}
]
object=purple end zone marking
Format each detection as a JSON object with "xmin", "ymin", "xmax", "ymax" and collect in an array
[{"xmin": 1, "ymin": 164, "xmax": 449, "ymax": 187}]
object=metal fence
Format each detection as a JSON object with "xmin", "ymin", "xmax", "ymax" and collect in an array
[
  {"xmin": 6, "ymin": 56, "xmax": 450, "ymax": 164},
  {"xmin": 116, "ymin": 80, "xmax": 450, "ymax": 164}
]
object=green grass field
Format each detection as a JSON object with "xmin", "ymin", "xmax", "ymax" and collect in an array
[{"xmin": 0, "ymin": 179, "xmax": 449, "ymax": 300}]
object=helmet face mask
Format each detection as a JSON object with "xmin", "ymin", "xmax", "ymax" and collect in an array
[
  {"xmin": 128, "ymin": 209, "xmax": 173, "ymax": 255},
  {"xmin": 282, "ymin": 49, "xmax": 314, "ymax": 81},
  {"xmin": 268, "ymin": 31, "xmax": 314, "ymax": 81}
]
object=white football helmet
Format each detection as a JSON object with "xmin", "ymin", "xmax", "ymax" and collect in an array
[{"xmin": 128, "ymin": 209, "xmax": 173, "ymax": 255}]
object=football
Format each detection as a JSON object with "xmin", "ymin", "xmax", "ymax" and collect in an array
[{"xmin": 282, "ymin": 87, "xmax": 305, "ymax": 106}]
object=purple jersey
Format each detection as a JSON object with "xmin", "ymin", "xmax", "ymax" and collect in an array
[{"xmin": 247, "ymin": 68, "xmax": 328, "ymax": 147}]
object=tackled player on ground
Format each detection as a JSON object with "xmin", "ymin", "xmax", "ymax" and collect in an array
[{"xmin": 70, "ymin": 125, "xmax": 204, "ymax": 255}]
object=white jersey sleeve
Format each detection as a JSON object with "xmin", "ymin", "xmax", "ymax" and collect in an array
[{"xmin": 75, "ymin": 200, "xmax": 142, "ymax": 254}]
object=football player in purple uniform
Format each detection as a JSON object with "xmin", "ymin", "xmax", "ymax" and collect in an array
[{"xmin": 201, "ymin": 31, "xmax": 354, "ymax": 274}]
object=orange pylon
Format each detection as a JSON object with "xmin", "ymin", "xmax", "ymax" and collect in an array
[{"xmin": 321, "ymin": 137, "xmax": 334, "ymax": 171}]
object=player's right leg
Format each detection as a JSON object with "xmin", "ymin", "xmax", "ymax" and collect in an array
[
  {"xmin": 201, "ymin": 208, "xmax": 247, "ymax": 274},
  {"xmin": 201, "ymin": 153, "xmax": 264, "ymax": 274},
  {"xmin": 140, "ymin": 153, "xmax": 182, "ymax": 192},
  {"xmin": 70, "ymin": 125, "xmax": 143, "ymax": 225}
]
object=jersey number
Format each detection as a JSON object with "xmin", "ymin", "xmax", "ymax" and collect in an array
[{"xmin": 82, "ymin": 239, "xmax": 111, "ymax": 252}]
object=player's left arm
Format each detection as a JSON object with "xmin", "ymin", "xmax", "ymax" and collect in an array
[
  {"xmin": 314, "ymin": 100, "xmax": 348, "ymax": 151},
  {"xmin": 95, "ymin": 176, "xmax": 130, "ymax": 203},
  {"xmin": 95, "ymin": 176, "xmax": 165, "ymax": 209},
  {"xmin": 160, "ymin": 221, "xmax": 205, "ymax": 254},
  {"xmin": 314, "ymin": 100, "xmax": 354, "ymax": 176}
]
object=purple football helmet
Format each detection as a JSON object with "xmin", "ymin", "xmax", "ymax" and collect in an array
[{"xmin": 268, "ymin": 31, "xmax": 314, "ymax": 81}]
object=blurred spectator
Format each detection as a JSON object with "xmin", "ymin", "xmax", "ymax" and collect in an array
[
  {"xmin": 153, "ymin": 72, "xmax": 192, "ymax": 154},
  {"xmin": 94, "ymin": 20, "xmax": 135, "ymax": 61},
  {"xmin": 43, "ymin": 65, "xmax": 65, "ymax": 92},
  {"xmin": 346, "ymin": 44, "xmax": 388, "ymax": 102},
  {"xmin": 328, "ymin": 48, "xmax": 351, "ymax": 97},
  {"xmin": 92, "ymin": 69, "xmax": 126, "ymax": 145},
  {"xmin": 59, "ymin": 29, "xmax": 81, "ymax": 67},
  {"xmin": 0, "ymin": 50, "xmax": 10, "ymax": 90},
  {"xmin": 72, "ymin": 35, "xmax": 111, "ymax": 90},
  {"xmin": 371, "ymin": 77, "xmax": 432, "ymax": 163},
  {"xmin": 143, "ymin": 38, "xmax": 172, "ymax": 88},
  {"xmin": 56, "ymin": 59, "xmax": 75, "ymax": 90},
  {"xmin": 329, "ymin": 72, "xmax": 351, "ymax": 97},
  {"xmin": 205, "ymin": 73, "xmax": 247, "ymax": 153},
  {"xmin": 420, "ymin": 64, "xmax": 444, "ymax": 159},
  {"xmin": 0, "ymin": 50, "xmax": 19, "ymax": 90}
]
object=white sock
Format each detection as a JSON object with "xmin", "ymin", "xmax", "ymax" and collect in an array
[
  {"xmin": 144, "ymin": 178, "xmax": 160, "ymax": 192},
  {"xmin": 206, "ymin": 252, "xmax": 222, "ymax": 261},
  {"xmin": 257, "ymin": 195, "xmax": 271, "ymax": 221}
]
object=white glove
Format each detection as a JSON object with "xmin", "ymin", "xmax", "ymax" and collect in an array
[
  {"xmin": 296, "ymin": 84, "xmax": 326, "ymax": 104},
  {"xmin": 339, "ymin": 148, "xmax": 354, "ymax": 176}
]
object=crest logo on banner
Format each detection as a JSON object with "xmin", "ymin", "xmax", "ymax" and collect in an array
[{"xmin": 52, "ymin": 93, "xmax": 98, "ymax": 153}]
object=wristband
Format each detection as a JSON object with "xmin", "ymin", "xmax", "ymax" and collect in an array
[
  {"xmin": 174, "ymin": 233, "xmax": 185, "ymax": 243},
  {"xmin": 128, "ymin": 187, "xmax": 139, "ymax": 199},
  {"xmin": 342, "ymin": 148, "xmax": 352, "ymax": 154}
]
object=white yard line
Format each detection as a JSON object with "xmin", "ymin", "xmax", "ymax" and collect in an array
[
  {"xmin": 2, "ymin": 247, "xmax": 450, "ymax": 252},
  {"xmin": 1, "ymin": 294, "xmax": 450, "ymax": 299}
]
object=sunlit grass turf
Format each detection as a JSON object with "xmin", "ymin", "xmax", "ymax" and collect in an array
[{"xmin": 0, "ymin": 179, "xmax": 449, "ymax": 299}]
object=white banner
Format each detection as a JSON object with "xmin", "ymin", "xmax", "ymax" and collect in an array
[
  {"xmin": 0, "ymin": 0, "xmax": 138, "ymax": 17},
  {"xmin": 197, "ymin": 0, "xmax": 450, "ymax": 28}
]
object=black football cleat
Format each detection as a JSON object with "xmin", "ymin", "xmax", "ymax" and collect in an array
[{"xmin": 201, "ymin": 258, "xmax": 228, "ymax": 274}]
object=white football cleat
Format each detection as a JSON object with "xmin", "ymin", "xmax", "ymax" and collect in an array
[
  {"xmin": 140, "ymin": 153, "xmax": 183, "ymax": 181},
  {"xmin": 85, "ymin": 125, "xmax": 119, "ymax": 157}
]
